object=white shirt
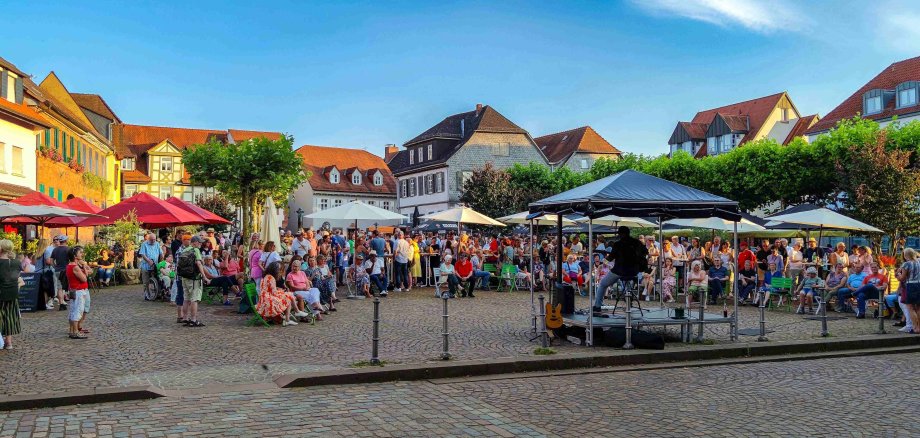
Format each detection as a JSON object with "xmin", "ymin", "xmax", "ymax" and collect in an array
[
  {"xmin": 671, "ymin": 243, "xmax": 686, "ymax": 266},
  {"xmin": 291, "ymin": 238, "xmax": 311, "ymax": 257},
  {"xmin": 395, "ymin": 239, "xmax": 411, "ymax": 263},
  {"xmin": 365, "ymin": 258, "xmax": 385, "ymax": 276},
  {"xmin": 259, "ymin": 251, "xmax": 282, "ymax": 267}
]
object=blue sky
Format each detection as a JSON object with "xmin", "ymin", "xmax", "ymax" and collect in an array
[{"xmin": 5, "ymin": 0, "xmax": 920, "ymax": 156}]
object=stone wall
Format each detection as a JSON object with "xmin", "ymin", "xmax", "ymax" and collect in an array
[{"xmin": 445, "ymin": 132, "xmax": 546, "ymax": 202}]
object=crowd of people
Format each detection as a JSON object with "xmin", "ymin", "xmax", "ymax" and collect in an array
[{"xmin": 3, "ymin": 223, "xmax": 920, "ymax": 349}]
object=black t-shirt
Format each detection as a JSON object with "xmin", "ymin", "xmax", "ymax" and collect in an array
[
  {"xmin": 803, "ymin": 247, "xmax": 824, "ymax": 262},
  {"xmin": 607, "ymin": 236, "xmax": 647, "ymax": 277},
  {"xmin": 755, "ymin": 248, "xmax": 770, "ymax": 271},
  {"xmin": 171, "ymin": 239, "xmax": 183, "ymax": 257},
  {"xmin": 51, "ymin": 246, "xmax": 70, "ymax": 272},
  {"xmin": 739, "ymin": 268, "xmax": 757, "ymax": 282}
]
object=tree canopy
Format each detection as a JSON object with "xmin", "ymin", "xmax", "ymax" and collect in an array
[{"xmin": 182, "ymin": 135, "xmax": 307, "ymax": 238}]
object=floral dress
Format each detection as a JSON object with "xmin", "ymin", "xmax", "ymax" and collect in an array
[
  {"xmin": 306, "ymin": 265, "xmax": 334, "ymax": 304},
  {"xmin": 256, "ymin": 274, "xmax": 294, "ymax": 319},
  {"xmin": 662, "ymin": 266, "xmax": 677, "ymax": 299}
]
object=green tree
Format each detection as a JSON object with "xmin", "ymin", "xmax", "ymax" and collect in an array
[
  {"xmin": 183, "ymin": 135, "xmax": 307, "ymax": 239},
  {"xmin": 835, "ymin": 131, "xmax": 920, "ymax": 254},
  {"xmin": 195, "ymin": 193, "xmax": 235, "ymax": 233},
  {"xmin": 460, "ymin": 163, "xmax": 519, "ymax": 219}
]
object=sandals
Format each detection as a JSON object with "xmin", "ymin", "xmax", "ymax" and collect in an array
[
  {"xmin": 184, "ymin": 320, "xmax": 205, "ymax": 327},
  {"xmin": 68, "ymin": 333, "xmax": 88, "ymax": 339}
]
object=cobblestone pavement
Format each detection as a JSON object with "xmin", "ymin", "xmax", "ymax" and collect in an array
[
  {"xmin": 2, "ymin": 353, "xmax": 917, "ymax": 437},
  {"xmin": 0, "ymin": 284, "xmax": 909, "ymax": 396}
]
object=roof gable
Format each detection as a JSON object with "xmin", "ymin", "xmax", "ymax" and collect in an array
[
  {"xmin": 404, "ymin": 105, "xmax": 528, "ymax": 147},
  {"xmin": 783, "ymin": 114, "xmax": 820, "ymax": 145},
  {"xmin": 38, "ymin": 72, "xmax": 97, "ymax": 131},
  {"xmin": 690, "ymin": 92, "xmax": 793, "ymax": 144},
  {"xmin": 807, "ymin": 56, "xmax": 920, "ymax": 135},
  {"xmin": 296, "ymin": 145, "xmax": 396, "ymax": 195},
  {"xmin": 150, "ymin": 140, "xmax": 181, "ymax": 155},
  {"xmin": 534, "ymin": 126, "xmax": 621, "ymax": 164}
]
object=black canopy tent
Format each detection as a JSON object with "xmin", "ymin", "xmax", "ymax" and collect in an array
[{"xmin": 528, "ymin": 170, "xmax": 742, "ymax": 346}]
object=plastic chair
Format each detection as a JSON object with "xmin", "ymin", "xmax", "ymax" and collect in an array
[
  {"xmin": 433, "ymin": 267, "xmax": 445, "ymax": 297},
  {"xmin": 497, "ymin": 264, "xmax": 518, "ymax": 292},
  {"xmin": 768, "ymin": 277, "xmax": 793, "ymax": 310},
  {"xmin": 243, "ymin": 282, "xmax": 269, "ymax": 327}
]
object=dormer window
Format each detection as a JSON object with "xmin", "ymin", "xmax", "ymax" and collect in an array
[
  {"xmin": 373, "ymin": 172, "xmax": 383, "ymax": 186},
  {"xmin": 329, "ymin": 169, "xmax": 340, "ymax": 184},
  {"xmin": 863, "ymin": 89, "xmax": 884, "ymax": 115},
  {"xmin": 897, "ymin": 81, "xmax": 919, "ymax": 109},
  {"xmin": 121, "ymin": 158, "xmax": 135, "ymax": 170},
  {"xmin": 352, "ymin": 172, "xmax": 361, "ymax": 185}
]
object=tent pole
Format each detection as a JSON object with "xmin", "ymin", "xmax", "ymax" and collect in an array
[
  {"xmin": 732, "ymin": 220, "xmax": 739, "ymax": 341},
  {"xmin": 658, "ymin": 216, "xmax": 664, "ymax": 310},
  {"xmin": 530, "ymin": 218, "xmax": 536, "ymax": 334},
  {"xmin": 555, "ymin": 213, "xmax": 563, "ymax": 308},
  {"xmin": 819, "ymin": 225, "xmax": 829, "ymax": 337},
  {"xmin": 587, "ymin": 218, "xmax": 594, "ymax": 347}
]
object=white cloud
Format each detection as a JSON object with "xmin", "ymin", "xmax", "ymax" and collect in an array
[{"xmin": 631, "ymin": 0, "xmax": 806, "ymax": 33}]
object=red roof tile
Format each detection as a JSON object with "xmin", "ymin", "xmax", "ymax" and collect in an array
[
  {"xmin": 806, "ymin": 56, "xmax": 920, "ymax": 135},
  {"xmin": 121, "ymin": 124, "xmax": 229, "ymax": 150},
  {"xmin": 534, "ymin": 126, "xmax": 621, "ymax": 164},
  {"xmin": 70, "ymin": 93, "xmax": 121, "ymax": 123},
  {"xmin": 228, "ymin": 129, "xmax": 283, "ymax": 142},
  {"xmin": 680, "ymin": 122, "xmax": 708, "ymax": 139},
  {"xmin": 122, "ymin": 169, "xmax": 152, "ymax": 184},
  {"xmin": 690, "ymin": 92, "xmax": 787, "ymax": 144},
  {"xmin": 0, "ymin": 96, "xmax": 50, "ymax": 129},
  {"xmin": 296, "ymin": 145, "xmax": 396, "ymax": 195},
  {"xmin": 0, "ymin": 181, "xmax": 36, "ymax": 201},
  {"xmin": 783, "ymin": 114, "xmax": 819, "ymax": 145}
]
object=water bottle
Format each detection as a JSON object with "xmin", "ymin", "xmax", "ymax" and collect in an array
[{"xmin": 722, "ymin": 301, "xmax": 728, "ymax": 318}]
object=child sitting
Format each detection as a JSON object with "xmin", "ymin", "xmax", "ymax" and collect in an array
[
  {"xmin": 354, "ymin": 254, "xmax": 371, "ymax": 298},
  {"xmin": 157, "ymin": 254, "xmax": 175, "ymax": 290},
  {"xmin": 753, "ymin": 262, "xmax": 783, "ymax": 307},
  {"xmin": 795, "ymin": 267, "xmax": 823, "ymax": 314}
]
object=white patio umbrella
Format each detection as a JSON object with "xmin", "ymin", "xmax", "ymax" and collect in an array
[
  {"xmin": 261, "ymin": 196, "xmax": 281, "ymax": 247},
  {"xmin": 578, "ymin": 214, "xmax": 656, "ymax": 228},
  {"xmin": 665, "ymin": 216, "xmax": 765, "ymax": 233},
  {"xmin": 765, "ymin": 208, "xmax": 882, "ymax": 233},
  {"xmin": 305, "ymin": 200, "xmax": 407, "ymax": 230},
  {"xmin": 422, "ymin": 206, "xmax": 505, "ymax": 227},
  {"xmin": 498, "ymin": 211, "xmax": 576, "ymax": 226}
]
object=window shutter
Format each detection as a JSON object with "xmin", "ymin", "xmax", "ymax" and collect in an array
[
  {"xmin": 417, "ymin": 176, "xmax": 423, "ymax": 195},
  {"xmin": 14, "ymin": 77, "xmax": 23, "ymax": 104},
  {"xmin": 0, "ymin": 70, "xmax": 7, "ymax": 99}
]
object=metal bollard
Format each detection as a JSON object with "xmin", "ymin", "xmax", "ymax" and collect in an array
[
  {"xmin": 441, "ymin": 294, "xmax": 451, "ymax": 360},
  {"xmin": 695, "ymin": 289, "xmax": 706, "ymax": 343},
  {"xmin": 538, "ymin": 295, "xmax": 548, "ymax": 348},
  {"xmin": 820, "ymin": 291, "xmax": 829, "ymax": 338},
  {"xmin": 623, "ymin": 289, "xmax": 634, "ymax": 349},
  {"xmin": 370, "ymin": 297, "xmax": 381, "ymax": 365},
  {"xmin": 876, "ymin": 298, "xmax": 887, "ymax": 334},
  {"xmin": 758, "ymin": 299, "xmax": 769, "ymax": 342}
]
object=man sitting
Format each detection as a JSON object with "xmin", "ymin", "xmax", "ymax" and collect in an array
[
  {"xmin": 737, "ymin": 260, "xmax": 757, "ymax": 304},
  {"xmin": 364, "ymin": 250, "xmax": 388, "ymax": 297},
  {"xmin": 835, "ymin": 269, "xmax": 868, "ymax": 313},
  {"xmin": 454, "ymin": 253, "xmax": 476, "ymax": 298},
  {"xmin": 843, "ymin": 262, "xmax": 887, "ymax": 318},
  {"xmin": 707, "ymin": 257, "xmax": 729, "ymax": 305},
  {"xmin": 469, "ymin": 251, "xmax": 492, "ymax": 290}
]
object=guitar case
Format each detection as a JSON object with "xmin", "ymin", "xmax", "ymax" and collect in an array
[
  {"xmin": 553, "ymin": 284, "xmax": 576, "ymax": 315},
  {"xmin": 602, "ymin": 328, "xmax": 665, "ymax": 350}
]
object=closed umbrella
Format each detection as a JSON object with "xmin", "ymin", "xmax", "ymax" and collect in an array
[
  {"xmin": 411, "ymin": 206, "xmax": 421, "ymax": 228},
  {"xmin": 79, "ymin": 192, "xmax": 208, "ymax": 228},
  {"xmin": 166, "ymin": 197, "xmax": 231, "ymax": 225},
  {"xmin": 261, "ymin": 196, "xmax": 281, "ymax": 247}
]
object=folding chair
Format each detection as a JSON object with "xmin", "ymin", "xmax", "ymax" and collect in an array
[
  {"xmin": 433, "ymin": 267, "xmax": 445, "ymax": 297},
  {"xmin": 483, "ymin": 263, "xmax": 498, "ymax": 289},
  {"xmin": 768, "ymin": 277, "xmax": 793, "ymax": 311},
  {"xmin": 243, "ymin": 282, "xmax": 269, "ymax": 327},
  {"xmin": 497, "ymin": 264, "xmax": 518, "ymax": 292}
]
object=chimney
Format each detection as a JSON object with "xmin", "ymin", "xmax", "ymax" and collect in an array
[
  {"xmin": 475, "ymin": 103, "xmax": 483, "ymax": 116},
  {"xmin": 384, "ymin": 144, "xmax": 399, "ymax": 163}
]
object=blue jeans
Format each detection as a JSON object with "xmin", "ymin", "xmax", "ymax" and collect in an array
[
  {"xmin": 708, "ymin": 279, "xmax": 726, "ymax": 302},
  {"xmin": 97, "ymin": 268, "xmax": 114, "ymax": 283},
  {"xmin": 394, "ymin": 261, "xmax": 409, "ymax": 289},
  {"xmin": 473, "ymin": 270, "xmax": 491, "ymax": 289},
  {"xmin": 370, "ymin": 274, "xmax": 388, "ymax": 294},
  {"xmin": 737, "ymin": 281, "xmax": 755, "ymax": 301},
  {"xmin": 852, "ymin": 285, "xmax": 881, "ymax": 315},
  {"xmin": 596, "ymin": 271, "xmax": 622, "ymax": 309}
]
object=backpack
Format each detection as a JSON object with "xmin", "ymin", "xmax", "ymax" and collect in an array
[{"xmin": 177, "ymin": 249, "xmax": 199, "ymax": 279}]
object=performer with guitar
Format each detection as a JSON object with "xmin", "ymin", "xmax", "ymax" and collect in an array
[{"xmin": 593, "ymin": 226, "xmax": 648, "ymax": 312}]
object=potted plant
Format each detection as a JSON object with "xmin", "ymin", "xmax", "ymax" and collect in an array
[{"xmin": 98, "ymin": 210, "xmax": 143, "ymax": 285}]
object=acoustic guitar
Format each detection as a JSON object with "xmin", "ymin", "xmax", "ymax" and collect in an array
[{"xmin": 545, "ymin": 302, "xmax": 563, "ymax": 330}]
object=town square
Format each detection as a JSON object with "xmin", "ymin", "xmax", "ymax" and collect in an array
[{"xmin": 2, "ymin": 1, "xmax": 920, "ymax": 437}]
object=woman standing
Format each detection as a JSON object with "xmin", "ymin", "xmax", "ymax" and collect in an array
[
  {"xmin": 829, "ymin": 242, "xmax": 849, "ymax": 273},
  {"xmin": 410, "ymin": 234, "xmax": 422, "ymax": 290},
  {"xmin": 897, "ymin": 248, "xmax": 920, "ymax": 334},
  {"xmin": 247, "ymin": 240, "xmax": 264, "ymax": 284},
  {"xmin": 258, "ymin": 241, "xmax": 282, "ymax": 276},
  {"xmin": 0, "ymin": 240, "xmax": 22, "ymax": 350}
]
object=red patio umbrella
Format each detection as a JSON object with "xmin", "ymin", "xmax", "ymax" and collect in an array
[
  {"xmin": 165, "ymin": 197, "xmax": 231, "ymax": 225},
  {"xmin": 47, "ymin": 197, "xmax": 104, "ymax": 227},
  {"xmin": 4, "ymin": 192, "xmax": 69, "ymax": 225},
  {"xmin": 79, "ymin": 192, "xmax": 209, "ymax": 228}
]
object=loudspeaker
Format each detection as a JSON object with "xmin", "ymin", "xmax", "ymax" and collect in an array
[
  {"xmin": 553, "ymin": 284, "xmax": 576, "ymax": 315},
  {"xmin": 602, "ymin": 328, "xmax": 665, "ymax": 350}
]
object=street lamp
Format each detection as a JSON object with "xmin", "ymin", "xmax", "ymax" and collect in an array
[{"xmin": 296, "ymin": 207, "xmax": 304, "ymax": 230}]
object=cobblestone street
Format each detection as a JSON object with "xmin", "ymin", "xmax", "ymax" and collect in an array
[
  {"xmin": 2, "ymin": 352, "xmax": 917, "ymax": 437},
  {"xmin": 0, "ymin": 284, "xmax": 910, "ymax": 397}
]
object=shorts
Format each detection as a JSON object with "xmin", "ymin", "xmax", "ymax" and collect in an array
[
  {"xmin": 68, "ymin": 289, "xmax": 90, "ymax": 322},
  {"xmin": 802, "ymin": 288, "xmax": 817, "ymax": 297},
  {"xmin": 181, "ymin": 278, "xmax": 203, "ymax": 303}
]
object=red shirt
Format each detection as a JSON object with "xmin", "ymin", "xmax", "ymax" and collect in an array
[
  {"xmin": 738, "ymin": 249, "xmax": 756, "ymax": 270},
  {"xmin": 66, "ymin": 264, "xmax": 89, "ymax": 290},
  {"xmin": 489, "ymin": 240, "xmax": 498, "ymax": 253},
  {"xmin": 455, "ymin": 259, "xmax": 473, "ymax": 277},
  {"xmin": 862, "ymin": 273, "xmax": 887, "ymax": 288},
  {"xmin": 221, "ymin": 258, "xmax": 240, "ymax": 276}
]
